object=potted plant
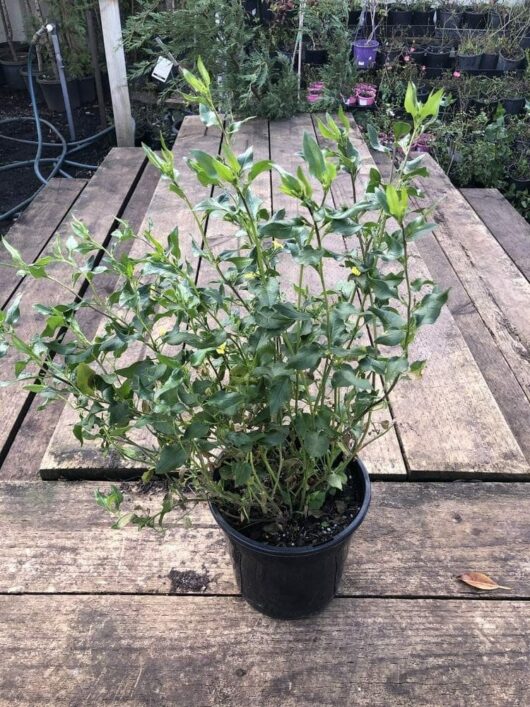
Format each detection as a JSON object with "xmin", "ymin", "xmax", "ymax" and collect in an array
[
  {"xmin": 0, "ymin": 64, "xmax": 446, "ymax": 620},
  {"xmin": 508, "ymin": 153, "xmax": 530, "ymax": 190},
  {"xmin": 456, "ymin": 36, "xmax": 483, "ymax": 72},
  {"xmin": 0, "ymin": 0, "xmax": 28, "ymax": 91},
  {"xmin": 387, "ymin": 2, "xmax": 414, "ymax": 28},
  {"xmin": 463, "ymin": 1, "xmax": 489, "ymax": 30},
  {"xmin": 478, "ymin": 32, "xmax": 500, "ymax": 73},
  {"xmin": 500, "ymin": 79, "xmax": 527, "ymax": 115},
  {"xmin": 357, "ymin": 83, "xmax": 377, "ymax": 105},
  {"xmin": 353, "ymin": 0, "xmax": 380, "ymax": 68},
  {"xmin": 436, "ymin": 1, "xmax": 464, "ymax": 32},
  {"xmin": 410, "ymin": 0, "xmax": 435, "ymax": 37},
  {"xmin": 497, "ymin": 38, "xmax": 526, "ymax": 72},
  {"xmin": 348, "ymin": 0, "xmax": 363, "ymax": 28},
  {"xmin": 425, "ymin": 41, "xmax": 453, "ymax": 77}
]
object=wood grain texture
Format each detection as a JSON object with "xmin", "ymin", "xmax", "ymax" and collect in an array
[
  {"xmin": 0, "ymin": 595, "xmax": 528, "ymax": 706},
  {"xmin": 269, "ymin": 115, "xmax": 406, "ymax": 478},
  {"xmin": 0, "ymin": 148, "xmax": 146, "ymax": 468},
  {"xmin": 349, "ymin": 123, "xmax": 529, "ymax": 478},
  {"xmin": 0, "ymin": 163, "xmax": 160, "ymax": 482},
  {"xmin": 461, "ymin": 188, "xmax": 530, "ymax": 281},
  {"xmin": 371, "ymin": 152, "xmax": 530, "ymax": 464},
  {"xmin": 419, "ymin": 158, "xmax": 530, "ymax": 408},
  {"xmin": 0, "ymin": 179, "xmax": 86, "ymax": 308},
  {"xmin": 41, "ymin": 118, "xmax": 223, "ymax": 478},
  {"xmin": 2, "ymin": 480, "xmax": 528, "ymax": 598}
]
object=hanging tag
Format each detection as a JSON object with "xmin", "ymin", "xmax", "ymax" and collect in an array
[{"xmin": 152, "ymin": 56, "xmax": 174, "ymax": 83}]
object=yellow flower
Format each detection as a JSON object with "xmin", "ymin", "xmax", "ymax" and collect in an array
[
  {"xmin": 243, "ymin": 272, "xmax": 257, "ymax": 280},
  {"xmin": 272, "ymin": 239, "xmax": 283, "ymax": 250},
  {"xmin": 216, "ymin": 342, "xmax": 227, "ymax": 355},
  {"xmin": 350, "ymin": 266, "xmax": 361, "ymax": 277}
]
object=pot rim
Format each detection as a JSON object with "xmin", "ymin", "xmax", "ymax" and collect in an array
[
  {"xmin": 353, "ymin": 39, "xmax": 380, "ymax": 49},
  {"xmin": 209, "ymin": 457, "xmax": 372, "ymax": 557}
]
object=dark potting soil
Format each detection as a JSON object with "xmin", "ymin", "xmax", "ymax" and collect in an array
[
  {"xmin": 0, "ymin": 82, "xmax": 114, "ymax": 236},
  {"xmin": 219, "ymin": 466, "xmax": 364, "ymax": 548}
]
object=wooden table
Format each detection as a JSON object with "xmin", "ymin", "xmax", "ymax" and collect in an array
[{"xmin": 1, "ymin": 116, "xmax": 530, "ymax": 706}]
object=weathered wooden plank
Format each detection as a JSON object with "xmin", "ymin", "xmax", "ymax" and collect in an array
[
  {"xmin": 461, "ymin": 188, "xmax": 530, "ymax": 281},
  {"xmin": 1, "ymin": 179, "xmax": 87, "ymax": 308},
  {"xmin": 0, "ymin": 162, "xmax": 160, "ymax": 482},
  {"xmin": 2, "ymin": 480, "xmax": 527, "ymax": 597},
  {"xmin": 40, "ymin": 117, "xmax": 223, "ymax": 479},
  {"xmin": 1, "ymin": 595, "xmax": 529, "ymax": 706},
  {"xmin": 0, "ymin": 148, "xmax": 146, "ymax": 471},
  {"xmin": 269, "ymin": 116, "xmax": 406, "ymax": 478},
  {"xmin": 418, "ymin": 160, "xmax": 530, "ymax": 411},
  {"xmin": 350, "ymin": 122, "xmax": 528, "ymax": 478},
  {"xmin": 371, "ymin": 152, "xmax": 530, "ymax": 464}
]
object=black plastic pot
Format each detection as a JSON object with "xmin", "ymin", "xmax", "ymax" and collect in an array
[
  {"xmin": 464, "ymin": 10, "xmax": 486, "ymax": 29},
  {"xmin": 412, "ymin": 9, "xmax": 435, "ymax": 36},
  {"xmin": 497, "ymin": 52, "xmax": 525, "ymax": 72},
  {"xmin": 37, "ymin": 76, "xmax": 81, "ymax": 112},
  {"xmin": 521, "ymin": 37, "xmax": 530, "ymax": 51},
  {"xmin": 425, "ymin": 46, "xmax": 453, "ymax": 77},
  {"xmin": 437, "ymin": 8, "xmax": 463, "ymax": 30},
  {"xmin": 480, "ymin": 52, "xmax": 498, "ymax": 72},
  {"xmin": 210, "ymin": 458, "xmax": 372, "ymax": 619},
  {"xmin": 502, "ymin": 97, "xmax": 526, "ymax": 115},
  {"xmin": 509, "ymin": 171, "xmax": 530, "ymax": 191},
  {"xmin": 488, "ymin": 10, "xmax": 502, "ymax": 29},
  {"xmin": 77, "ymin": 75, "xmax": 96, "ymax": 104},
  {"xmin": 388, "ymin": 8, "xmax": 413, "ymax": 26},
  {"xmin": 20, "ymin": 67, "xmax": 44, "ymax": 102},
  {"xmin": 410, "ymin": 47, "xmax": 426, "ymax": 64},
  {"xmin": 457, "ymin": 52, "xmax": 483, "ymax": 71},
  {"xmin": 378, "ymin": 45, "xmax": 402, "ymax": 66},
  {"xmin": 304, "ymin": 47, "xmax": 328, "ymax": 66},
  {"xmin": 0, "ymin": 55, "xmax": 27, "ymax": 90}
]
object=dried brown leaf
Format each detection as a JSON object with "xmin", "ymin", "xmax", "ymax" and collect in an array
[{"xmin": 457, "ymin": 572, "xmax": 510, "ymax": 591}]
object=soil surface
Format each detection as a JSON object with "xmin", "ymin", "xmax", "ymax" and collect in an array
[
  {"xmin": 0, "ymin": 81, "xmax": 113, "ymax": 235},
  {"xmin": 218, "ymin": 465, "xmax": 364, "ymax": 548}
]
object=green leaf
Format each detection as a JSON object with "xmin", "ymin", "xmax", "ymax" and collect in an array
[
  {"xmin": 112, "ymin": 512, "xmax": 136, "ymax": 530},
  {"xmin": 302, "ymin": 132, "xmax": 326, "ymax": 183},
  {"xmin": 248, "ymin": 159, "xmax": 273, "ymax": 181},
  {"xmin": 375, "ymin": 330, "xmax": 405, "ymax": 346},
  {"xmin": 307, "ymin": 490, "xmax": 326, "ymax": 510},
  {"xmin": 414, "ymin": 289, "xmax": 449, "ymax": 326},
  {"xmin": 286, "ymin": 344, "xmax": 322, "ymax": 371},
  {"xmin": 208, "ymin": 391, "xmax": 243, "ymax": 416},
  {"xmin": 328, "ymin": 470, "xmax": 347, "ymax": 490},
  {"xmin": 5, "ymin": 294, "xmax": 21, "ymax": 326},
  {"xmin": 331, "ymin": 365, "xmax": 372, "ymax": 390},
  {"xmin": 404, "ymin": 82, "xmax": 419, "ymax": 119},
  {"xmin": 95, "ymin": 485, "xmax": 123, "ymax": 513},
  {"xmin": 75, "ymin": 363, "xmax": 97, "ymax": 396},
  {"xmin": 269, "ymin": 376, "xmax": 291, "ymax": 417},
  {"xmin": 156, "ymin": 444, "xmax": 187, "ymax": 475},
  {"xmin": 305, "ymin": 430, "xmax": 330, "ymax": 458}
]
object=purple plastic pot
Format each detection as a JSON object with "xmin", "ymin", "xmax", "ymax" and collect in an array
[{"xmin": 353, "ymin": 39, "xmax": 380, "ymax": 68}]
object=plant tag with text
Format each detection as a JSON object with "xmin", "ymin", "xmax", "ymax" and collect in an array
[{"xmin": 152, "ymin": 56, "xmax": 174, "ymax": 83}]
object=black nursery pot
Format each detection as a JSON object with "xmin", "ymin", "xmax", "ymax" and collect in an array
[
  {"xmin": 425, "ymin": 46, "xmax": 453, "ymax": 77},
  {"xmin": 37, "ymin": 76, "xmax": 81, "ymax": 112},
  {"xmin": 0, "ymin": 56, "xmax": 27, "ymax": 91},
  {"xmin": 480, "ymin": 52, "xmax": 498, "ymax": 72},
  {"xmin": 304, "ymin": 47, "xmax": 328, "ymax": 66},
  {"xmin": 388, "ymin": 8, "xmax": 413, "ymax": 26},
  {"xmin": 463, "ymin": 10, "xmax": 486, "ymax": 29},
  {"xmin": 210, "ymin": 459, "xmax": 372, "ymax": 620},
  {"xmin": 412, "ymin": 9, "xmax": 435, "ymax": 36},
  {"xmin": 497, "ymin": 52, "xmax": 525, "ymax": 72},
  {"xmin": 436, "ymin": 8, "xmax": 463, "ymax": 30},
  {"xmin": 457, "ymin": 52, "xmax": 483, "ymax": 71},
  {"xmin": 502, "ymin": 97, "xmax": 526, "ymax": 115}
]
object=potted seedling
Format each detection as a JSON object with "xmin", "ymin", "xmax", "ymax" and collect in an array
[
  {"xmin": 497, "ymin": 37, "xmax": 526, "ymax": 72},
  {"xmin": 353, "ymin": 0, "xmax": 380, "ymax": 68},
  {"xmin": 0, "ymin": 64, "xmax": 446, "ymax": 620},
  {"xmin": 478, "ymin": 32, "xmax": 500, "ymax": 72},
  {"xmin": 357, "ymin": 84, "xmax": 377, "ymax": 105},
  {"xmin": 425, "ymin": 41, "xmax": 454, "ymax": 77},
  {"xmin": 456, "ymin": 36, "xmax": 483, "ymax": 71}
]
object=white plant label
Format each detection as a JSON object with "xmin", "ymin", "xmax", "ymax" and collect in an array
[{"xmin": 152, "ymin": 56, "xmax": 174, "ymax": 83}]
